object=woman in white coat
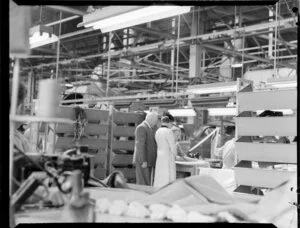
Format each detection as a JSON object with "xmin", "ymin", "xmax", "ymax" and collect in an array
[{"xmin": 153, "ymin": 116, "xmax": 177, "ymax": 188}]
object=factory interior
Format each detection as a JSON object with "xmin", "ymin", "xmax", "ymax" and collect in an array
[{"xmin": 8, "ymin": 0, "xmax": 298, "ymax": 226}]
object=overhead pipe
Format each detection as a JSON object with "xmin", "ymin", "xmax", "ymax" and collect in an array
[
  {"xmin": 45, "ymin": 5, "xmax": 86, "ymax": 16},
  {"xmin": 45, "ymin": 15, "xmax": 80, "ymax": 27},
  {"xmin": 55, "ymin": 12, "xmax": 62, "ymax": 80}
]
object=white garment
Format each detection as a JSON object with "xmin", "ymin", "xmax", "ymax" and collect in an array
[
  {"xmin": 214, "ymin": 139, "xmax": 237, "ymax": 169},
  {"xmin": 154, "ymin": 127, "xmax": 177, "ymax": 188}
]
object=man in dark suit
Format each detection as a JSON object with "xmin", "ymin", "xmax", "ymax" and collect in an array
[{"xmin": 133, "ymin": 112, "xmax": 159, "ymax": 186}]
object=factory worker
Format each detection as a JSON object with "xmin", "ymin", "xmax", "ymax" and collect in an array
[
  {"xmin": 214, "ymin": 126, "xmax": 237, "ymax": 169},
  {"xmin": 153, "ymin": 116, "xmax": 177, "ymax": 188},
  {"xmin": 132, "ymin": 111, "xmax": 159, "ymax": 186},
  {"xmin": 171, "ymin": 125, "xmax": 186, "ymax": 158}
]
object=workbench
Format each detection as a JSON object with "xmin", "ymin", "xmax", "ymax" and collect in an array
[{"xmin": 176, "ymin": 160, "xmax": 210, "ymax": 178}]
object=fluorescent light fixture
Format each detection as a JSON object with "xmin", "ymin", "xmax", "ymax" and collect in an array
[
  {"xmin": 208, "ymin": 108, "xmax": 237, "ymax": 116},
  {"xmin": 29, "ymin": 25, "xmax": 58, "ymax": 49},
  {"xmin": 168, "ymin": 108, "xmax": 196, "ymax": 117},
  {"xmin": 256, "ymin": 109, "xmax": 294, "ymax": 115},
  {"xmin": 65, "ymin": 83, "xmax": 74, "ymax": 88},
  {"xmin": 29, "ymin": 32, "xmax": 58, "ymax": 49},
  {"xmin": 270, "ymin": 82, "xmax": 297, "ymax": 88},
  {"xmin": 84, "ymin": 6, "xmax": 191, "ymax": 33},
  {"xmin": 266, "ymin": 77, "xmax": 297, "ymax": 89},
  {"xmin": 187, "ymin": 81, "xmax": 237, "ymax": 94},
  {"xmin": 231, "ymin": 63, "xmax": 243, "ymax": 68}
]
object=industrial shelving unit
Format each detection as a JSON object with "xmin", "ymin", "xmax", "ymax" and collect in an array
[{"xmin": 233, "ymin": 85, "xmax": 297, "ymax": 197}]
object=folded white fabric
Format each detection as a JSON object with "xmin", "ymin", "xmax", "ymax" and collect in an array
[
  {"xmin": 124, "ymin": 201, "xmax": 150, "ymax": 219},
  {"xmin": 108, "ymin": 200, "xmax": 128, "ymax": 216}
]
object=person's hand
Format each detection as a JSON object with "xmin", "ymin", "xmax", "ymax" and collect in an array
[
  {"xmin": 141, "ymin": 162, "xmax": 147, "ymax": 168},
  {"xmin": 44, "ymin": 186, "xmax": 66, "ymax": 207}
]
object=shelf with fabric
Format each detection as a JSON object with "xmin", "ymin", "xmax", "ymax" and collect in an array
[
  {"xmin": 236, "ymin": 141, "xmax": 296, "ymax": 164},
  {"xmin": 234, "ymin": 86, "xmax": 297, "ymax": 197},
  {"xmin": 237, "ymin": 89, "xmax": 297, "ymax": 112}
]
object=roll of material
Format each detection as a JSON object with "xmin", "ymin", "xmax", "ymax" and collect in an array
[{"xmin": 36, "ymin": 79, "xmax": 61, "ymax": 117}]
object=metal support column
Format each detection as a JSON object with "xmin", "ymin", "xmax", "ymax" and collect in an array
[
  {"xmin": 55, "ymin": 12, "xmax": 63, "ymax": 80},
  {"xmin": 189, "ymin": 7, "xmax": 205, "ymax": 79},
  {"xmin": 106, "ymin": 32, "xmax": 112, "ymax": 97}
]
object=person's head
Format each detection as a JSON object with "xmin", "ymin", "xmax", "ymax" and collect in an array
[
  {"xmin": 161, "ymin": 116, "xmax": 173, "ymax": 128},
  {"xmin": 163, "ymin": 112, "xmax": 175, "ymax": 123},
  {"xmin": 145, "ymin": 111, "xmax": 159, "ymax": 128},
  {"xmin": 225, "ymin": 126, "xmax": 235, "ymax": 136},
  {"xmin": 171, "ymin": 125, "xmax": 181, "ymax": 141}
]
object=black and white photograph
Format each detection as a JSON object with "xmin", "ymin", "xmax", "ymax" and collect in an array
[{"xmin": 8, "ymin": 0, "xmax": 298, "ymax": 226}]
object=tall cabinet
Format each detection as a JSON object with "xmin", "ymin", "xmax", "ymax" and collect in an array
[{"xmin": 234, "ymin": 86, "xmax": 297, "ymax": 196}]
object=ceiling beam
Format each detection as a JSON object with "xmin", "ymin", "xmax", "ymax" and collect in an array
[
  {"xmin": 133, "ymin": 26, "xmax": 176, "ymax": 39},
  {"xmin": 256, "ymin": 34, "xmax": 298, "ymax": 49},
  {"xmin": 277, "ymin": 33, "xmax": 294, "ymax": 55},
  {"xmin": 181, "ymin": 14, "xmax": 191, "ymax": 31},
  {"xmin": 202, "ymin": 43, "xmax": 296, "ymax": 69},
  {"xmin": 212, "ymin": 7, "xmax": 256, "ymax": 21},
  {"xmin": 24, "ymin": 18, "xmax": 297, "ymax": 70},
  {"xmin": 45, "ymin": 15, "xmax": 80, "ymax": 27},
  {"xmin": 251, "ymin": 36, "xmax": 268, "ymax": 58},
  {"xmin": 33, "ymin": 47, "xmax": 71, "ymax": 57},
  {"xmin": 45, "ymin": 6, "xmax": 86, "ymax": 16}
]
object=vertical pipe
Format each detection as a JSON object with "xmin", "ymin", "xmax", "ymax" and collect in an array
[
  {"xmin": 274, "ymin": 2, "xmax": 279, "ymax": 77},
  {"xmin": 171, "ymin": 18, "xmax": 176, "ymax": 93},
  {"xmin": 176, "ymin": 15, "xmax": 181, "ymax": 93},
  {"xmin": 9, "ymin": 58, "xmax": 20, "ymax": 226},
  {"xmin": 9, "ymin": 58, "xmax": 20, "ymax": 194},
  {"xmin": 268, "ymin": 8, "xmax": 274, "ymax": 58},
  {"xmin": 127, "ymin": 28, "xmax": 129, "ymax": 47},
  {"xmin": 55, "ymin": 12, "xmax": 63, "ymax": 80},
  {"xmin": 53, "ymin": 12, "xmax": 62, "ymax": 154},
  {"xmin": 171, "ymin": 50, "xmax": 174, "ymax": 93},
  {"xmin": 107, "ymin": 103, "xmax": 114, "ymax": 176},
  {"xmin": 106, "ymin": 32, "xmax": 112, "ymax": 97},
  {"xmin": 240, "ymin": 7, "xmax": 245, "ymax": 78}
]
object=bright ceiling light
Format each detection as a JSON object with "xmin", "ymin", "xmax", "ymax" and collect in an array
[
  {"xmin": 187, "ymin": 82, "xmax": 237, "ymax": 94},
  {"xmin": 83, "ymin": 6, "xmax": 191, "ymax": 33},
  {"xmin": 168, "ymin": 108, "xmax": 196, "ymax": 117},
  {"xmin": 208, "ymin": 108, "xmax": 237, "ymax": 116},
  {"xmin": 266, "ymin": 77, "xmax": 297, "ymax": 89},
  {"xmin": 29, "ymin": 25, "xmax": 58, "ymax": 49},
  {"xmin": 270, "ymin": 82, "xmax": 297, "ymax": 88},
  {"xmin": 231, "ymin": 63, "xmax": 243, "ymax": 68},
  {"xmin": 29, "ymin": 32, "xmax": 58, "ymax": 49}
]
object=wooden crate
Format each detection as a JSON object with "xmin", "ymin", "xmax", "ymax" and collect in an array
[
  {"xmin": 108, "ymin": 111, "xmax": 144, "ymax": 183},
  {"xmin": 236, "ymin": 142, "xmax": 296, "ymax": 164},
  {"xmin": 113, "ymin": 112, "xmax": 144, "ymax": 125},
  {"xmin": 234, "ymin": 162, "xmax": 296, "ymax": 189},
  {"xmin": 56, "ymin": 123, "xmax": 109, "ymax": 136},
  {"xmin": 54, "ymin": 106, "xmax": 110, "ymax": 180},
  {"xmin": 234, "ymin": 88, "xmax": 297, "ymax": 195},
  {"xmin": 237, "ymin": 89, "xmax": 297, "ymax": 112},
  {"xmin": 112, "ymin": 154, "xmax": 134, "ymax": 167},
  {"xmin": 236, "ymin": 117, "xmax": 297, "ymax": 137},
  {"xmin": 57, "ymin": 106, "xmax": 109, "ymax": 122}
]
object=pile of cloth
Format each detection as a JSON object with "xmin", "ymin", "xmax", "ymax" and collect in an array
[{"xmin": 92, "ymin": 174, "xmax": 297, "ymax": 226}]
